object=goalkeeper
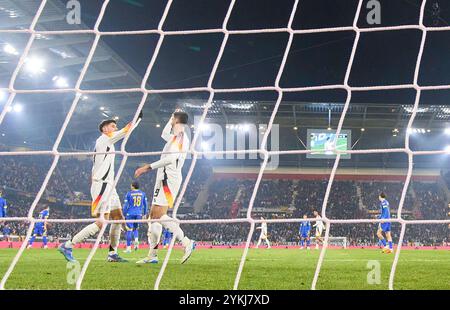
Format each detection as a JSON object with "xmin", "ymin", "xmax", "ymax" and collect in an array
[{"xmin": 135, "ymin": 109, "xmax": 195, "ymax": 265}]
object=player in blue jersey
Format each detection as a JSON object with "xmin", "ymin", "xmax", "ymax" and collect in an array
[
  {"xmin": 377, "ymin": 193, "xmax": 393, "ymax": 254},
  {"xmin": 299, "ymin": 214, "xmax": 311, "ymax": 250},
  {"xmin": 162, "ymin": 228, "xmax": 173, "ymax": 248},
  {"xmin": 28, "ymin": 206, "xmax": 50, "ymax": 249},
  {"xmin": 123, "ymin": 181, "xmax": 148, "ymax": 253},
  {"xmin": 0, "ymin": 190, "xmax": 8, "ymax": 219}
]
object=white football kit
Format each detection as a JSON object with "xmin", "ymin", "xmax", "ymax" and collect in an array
[
  {"xmin": 150, "ymin": 120, "xmax": 189, "ymax": 208},
  {"xmin": 91, "ymin": 122, "xmax": 136, "ymax": 216}
]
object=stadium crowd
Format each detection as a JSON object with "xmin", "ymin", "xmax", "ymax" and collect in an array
[{"xmin": 1, "ymin": 152, "xmax": 448, "ymax": 246}]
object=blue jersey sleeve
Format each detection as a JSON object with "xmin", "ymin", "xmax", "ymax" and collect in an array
[
  {"xmin": 381, "ymin": 206, "xmax": 389, "ymax": 219},
  {"xmin": 379, "ymin": 200, "xmax": 390, "ymax": 219},
  {"xmin": 0, "ymin": 199, "xmax": 6, "ymax": 217}
]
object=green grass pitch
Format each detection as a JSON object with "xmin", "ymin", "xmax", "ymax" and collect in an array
[{"xmin": 0, "ymin": 248, "xmax": 448, "ymax": 289}]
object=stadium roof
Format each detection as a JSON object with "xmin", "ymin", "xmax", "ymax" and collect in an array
[
  {"xmin": 0, "ymin": 0, "xmax": 163, "ymax": 141},
  {"xmin": 0, "ymin": 0, "xmax": 449, "ymax": 156}
]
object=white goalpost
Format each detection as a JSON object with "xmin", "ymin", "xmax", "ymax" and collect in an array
[
  {"xmin": 311, "ymin": 237, "xmax": 347, "ymax": 249},
  {"xmin": 0, "ymin": 0, "xmax": 450, "ymax": 291}
]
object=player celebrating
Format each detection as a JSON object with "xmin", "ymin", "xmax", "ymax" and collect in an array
[
  {"xmin": 162, "ymin": 228, "xmax": 172, "ymax": 249},
  {"xmin": 135, "ymin": 110, "xmax": 195, "ymax": 264},
  {"xmin": 255, "ymin": 217, "xmax": 271, "ymax": 248},
  {"xmin": 312, "ymin": 210, "xmax": 325, "ymax": 250},
  {"xmin": 123, "ymin": 181, "xmax": 148, "ymax": 253},
  {"xmin": 377, "ymin": 193, "xmax": 393, "ymax": 254},
  {"xmin": 28, "ymin": 206, "xmax": 49, "ymax": 249},
  {"xmin": 299, "ymin": 214, "xmax": 311, "ymax": 250},
  {"xmin": 0, "ymin": 190, "xmax": 7, "ymax": 219},
  {"xmin": 58, "ymin": 112, "xmax": 142, "ymax": 262}
]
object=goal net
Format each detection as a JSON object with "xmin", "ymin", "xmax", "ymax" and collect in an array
[{"xmin": 1, "ymin": 0, "xmax": 450, "ymax": 291}]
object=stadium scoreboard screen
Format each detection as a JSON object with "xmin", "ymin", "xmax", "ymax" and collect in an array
[{"xmin": 307, "ymin": 129, "xmax": 351, "ymax": 159}]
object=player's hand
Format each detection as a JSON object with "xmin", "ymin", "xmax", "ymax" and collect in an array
[
  {"xmin": 134, "ymin": 164, "xmax": 151, "ymax": 178},
  {"xmin": 138, "ymin": 110, "xmax": 143, "ymax": 120}
]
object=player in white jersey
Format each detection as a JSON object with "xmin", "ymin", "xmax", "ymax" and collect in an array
[
  {"xmin": 58, "ymin": 112, "xmax": 142, "ymax": 263},
  {"xmin": 255, "ymin": 217, "xmax": 271, "ymax": 248},
  {"xmin": 313, "ymin": 210, "xmax": 325, "ymax": 250},
  {"xmin": 135, "ymin": 110, "xmax": 195, "ymax": 264}
]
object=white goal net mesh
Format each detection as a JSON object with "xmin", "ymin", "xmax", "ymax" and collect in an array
[{"xmin": 0, "ymin": 0, "xmax": 450, "ymax": 290}]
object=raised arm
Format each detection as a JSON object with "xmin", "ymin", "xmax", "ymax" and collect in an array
[
  {"xmin": 107, "ymin": 112, "xmax": 143, "ymax": 144},
  {"xmin": 161, "ymin": 109, "xmax": 183, "ymax": 141},
  {"xmin": 161, "ymin": 117, "xmax": 174, "ymax": 142}
]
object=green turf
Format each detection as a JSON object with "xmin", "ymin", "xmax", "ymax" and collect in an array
[{"xmin": 0, "ymin": 248, "xmax": 448, "ymax": 289}]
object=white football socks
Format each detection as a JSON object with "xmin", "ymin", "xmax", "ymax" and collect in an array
[
  {"xmin": 66, "ymin": 223, "xmax": 100, "ymax": 248},
  {"xmin": 148, "ymin": 222, "xmax": 162, "ymax": 258},
  {"xmin": 160, "ymin": 215, "xmax": 190, "ymax": 248}
]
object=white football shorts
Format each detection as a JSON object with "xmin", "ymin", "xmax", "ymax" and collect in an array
[{"xmin": 90, "ymin": 181, "xmax": 121, "ymax": 216}]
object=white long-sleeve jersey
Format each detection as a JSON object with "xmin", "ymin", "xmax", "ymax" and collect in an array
[
  {"xmin": 313, "ymin": 215, "xmax": 325, "ymax": 231},
  {"xmin": 150, "ymin": 120, "xmax": 189, "ymax": 183},
  {"xmin": 92, "ymin": 121, "xmax": 138, "ymax": 183},
  {"xmin": 259, "ymin": 222, "xmax": 268, "ymax": 235}
]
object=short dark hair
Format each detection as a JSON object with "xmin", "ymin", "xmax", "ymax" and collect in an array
[
  {"xmin": 131, "ymin": 181, "xmax": 140, "ymax": 189},
  {"xmin": 99, "ymin": 119, "xmax": 117, "ymax": 133},
  {"xmin": 379, "ymin": 192, "xmax": 386, "ymax": 199},
  {"xmin": 173, "ymin": 112, "xmax": 188, "ymax": 124}
]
